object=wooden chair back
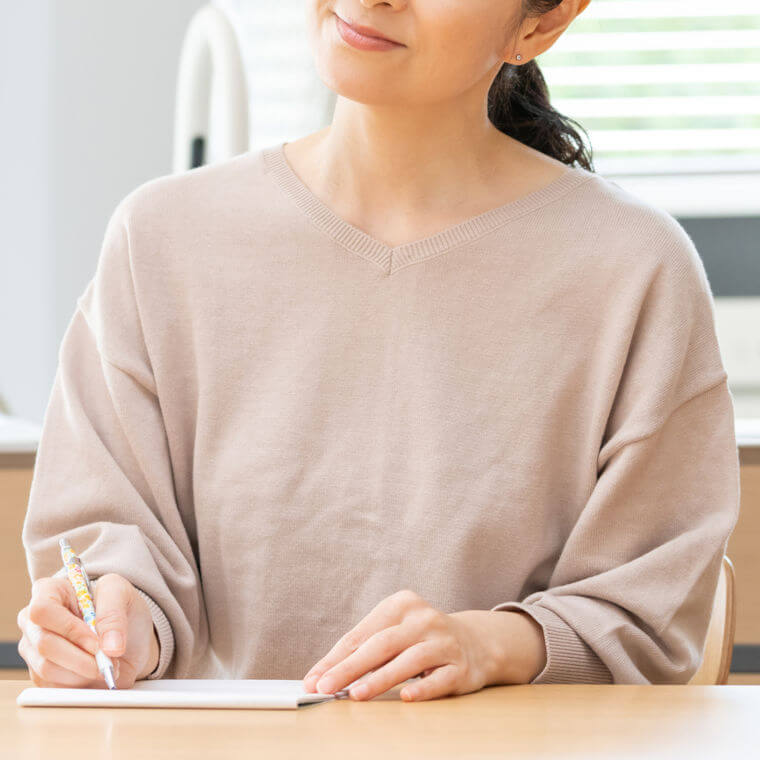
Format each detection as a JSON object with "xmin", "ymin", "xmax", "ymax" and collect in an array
[{"xmin": 689, "ymin": 555, "xmax": 736, "ymax": 685}]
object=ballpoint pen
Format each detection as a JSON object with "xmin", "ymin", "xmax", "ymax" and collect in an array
[{"xmin": 59, "ymin": 538, "xmax": 117, "ymax": 689}]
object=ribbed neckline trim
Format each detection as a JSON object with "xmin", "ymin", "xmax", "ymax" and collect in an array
[{"xmin": 260, "ymin": 140, "xmax": 595, "ymax": 274}]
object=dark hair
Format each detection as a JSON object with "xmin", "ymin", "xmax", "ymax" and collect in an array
[{"xmin": 487, "ymin": 0, "xmax": 594, "ymax": 172}]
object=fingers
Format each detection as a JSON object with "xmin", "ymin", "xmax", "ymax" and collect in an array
[
  {"xmin": 92, "ymin": 573, "xmax": 133, "ymax": 658},
  {"xmin": 303, "ymin": 589, "xmax": 423, "ymax": 690},
  {"xmin": 400, "ymin": 663, "xmax": 457, "ymax": 702},
  {"xmin": 17, "ymin": 577, "xmax": 106, "ymax": 688},
  {"xmin": 314, "ymin": 623, "xmax": 416, "ymax": 695},
  {"xmin": 17, "ymin": 574, "xmax": 135, "ymax": 689},
  {"xmin": 303, "ymin": 622, "xmax": 384, "ymax": 693},
  {"xmin": 17, "ymin": 601, "xmax": 110, "ymax": 688},
  {"xmin": 26, "ymin": 577, "xmax": 99, "ymax": 655},
  {"xmin": 18, "ymin": 634, "xmax": 95, "ymax": 688},
  {"xmin": 24, "ymin": 618, "xmax": 101, "ymax": 680},
  {"xmin": 347, "ymin": 640, "xmax": 445, "ymax": 701}
]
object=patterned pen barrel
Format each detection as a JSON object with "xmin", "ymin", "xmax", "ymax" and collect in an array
[{"xmin": 59, "ymin": 538, "xmax": 117, "ymax": 689}]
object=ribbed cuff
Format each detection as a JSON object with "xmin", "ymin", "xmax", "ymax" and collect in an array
[
  {"xmin": 490, "ymin": 601, "xmax": 613, "ymax": 684},
  {"xmin": 134, "ymin": 588, "xmax": 174, "ymax": 680}
]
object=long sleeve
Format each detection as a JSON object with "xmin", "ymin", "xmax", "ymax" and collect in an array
[
  {"xmin": 22, "ymin": 191, "xmax": 208, "ymax": 679},
  {"xmin": 491, "ymin": 215, "xmax": 741, "ymax": 684}
]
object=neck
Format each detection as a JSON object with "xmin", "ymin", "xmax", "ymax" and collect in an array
[{"xmin": 308, "ymin": 93, "xmax": 523, "ymax": 218}]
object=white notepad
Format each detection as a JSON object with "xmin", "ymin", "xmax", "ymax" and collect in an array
[{"xmin": 16, "ymin": 679, "xmax": 339, "ymax": 709}]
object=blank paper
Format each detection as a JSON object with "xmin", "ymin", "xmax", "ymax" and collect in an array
[{"xmin": 16, "ymin": 679, "xmax": 338, "ymax": 709}]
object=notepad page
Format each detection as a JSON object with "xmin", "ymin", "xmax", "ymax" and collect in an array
[{"xmin": 16, "ymin": 679, "xmax": 337, "ymax": 709}]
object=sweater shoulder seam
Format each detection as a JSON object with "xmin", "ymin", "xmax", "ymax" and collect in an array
[{"xmin": 599, "ymin": 373, "xmax": 729, "ymax": 464}]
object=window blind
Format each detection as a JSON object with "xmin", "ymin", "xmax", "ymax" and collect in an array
[
  {"xmin": 212, "ymin": 0, "xmax": 333, "ymax": 153},
  {"xmin": 539, "ymin": 0, "xmax": 760, "ymax": 176}
]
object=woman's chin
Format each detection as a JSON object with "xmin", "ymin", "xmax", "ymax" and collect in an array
[{"xmin": 314, "ymin": 62, "xmax": 403, "ymax": 106}]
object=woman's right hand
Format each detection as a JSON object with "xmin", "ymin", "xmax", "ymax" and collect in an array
[{"xmin": 17, "ymin": 572, "xmax": 160, "ymax": 688}]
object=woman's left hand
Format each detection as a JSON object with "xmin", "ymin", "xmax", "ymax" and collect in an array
[{"xmin": 301, "ymin": 589, "xmax": 515, "ymax": 702}]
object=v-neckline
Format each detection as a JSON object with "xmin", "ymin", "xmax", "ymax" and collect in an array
[{"xmin": 260, "ymin": 140, "xmax": 593, "ymax": 275}]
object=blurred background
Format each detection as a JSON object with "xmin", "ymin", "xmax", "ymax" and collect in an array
[{"xmin": 1, "ymin": 0, "xmax": 758, "ymax": 682}]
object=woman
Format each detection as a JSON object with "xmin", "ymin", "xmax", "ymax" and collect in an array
[{"xmin": 17, "ymin": 0, "xmax": 739, "ymax": 701}]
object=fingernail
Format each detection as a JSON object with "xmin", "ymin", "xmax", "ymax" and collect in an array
[
  {"xmin": 351, "ymin": 683, "xmax": 370, "ymax": 700},
  {"xmin": 317, "ymin": 677, "xmax": 334, "ymax": 693},
  {"xmin": 102, "ymin": 631, "xmax": 122, "ymax": 653}
]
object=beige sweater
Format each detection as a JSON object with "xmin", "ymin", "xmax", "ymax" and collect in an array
[{"xmin": 22, "ymin": 141, "xmax": 740, "ymax": 685}]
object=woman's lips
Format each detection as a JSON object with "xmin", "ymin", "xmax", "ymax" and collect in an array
[{"xmin": 333, "ymin": 13, "xmax": 404, "ymax": 51}]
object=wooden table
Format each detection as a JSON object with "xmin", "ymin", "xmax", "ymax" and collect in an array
[{"xmin": 3, "ymin": 680, "xmax": 759, "ymax": 759}]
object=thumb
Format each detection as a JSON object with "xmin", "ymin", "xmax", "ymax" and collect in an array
[{"xmin": 92, "ymin": 573, "xmax": 132, "ymax": 658}]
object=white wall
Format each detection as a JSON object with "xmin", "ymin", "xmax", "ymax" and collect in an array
[
  {"xmin": 0, "ymin": 4, "xmax": 54, "ymax": 423},
  {"xmin": 0, "ymin": 0, "xmax": 205, "ymax": 423}
]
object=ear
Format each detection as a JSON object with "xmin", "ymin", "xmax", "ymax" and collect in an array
[{"xmin": 517, "ymin": 0, "xmax": 590, "ymax": 60}]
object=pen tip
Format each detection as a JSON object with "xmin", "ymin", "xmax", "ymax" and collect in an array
[{"xmin": 104, "ymin": 669, "xmax": 116, "ymax": 690}]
